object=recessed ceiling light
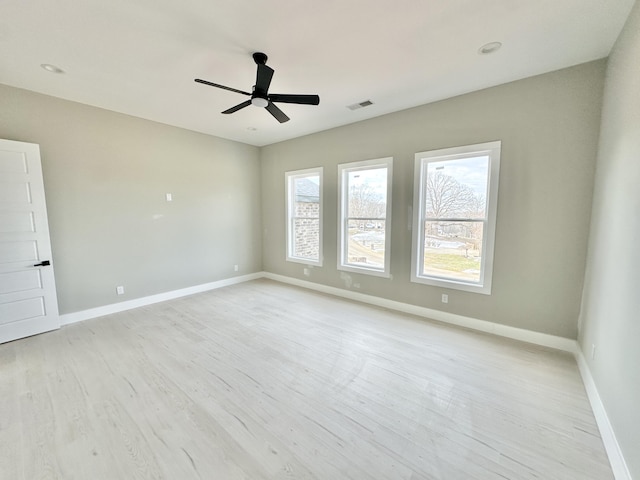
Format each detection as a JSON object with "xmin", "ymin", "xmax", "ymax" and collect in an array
[
  {"xmin": 40, "ymin": 64, "xmax": 65, "ymax": 74},
  {"xmin": 478, "ymin": 42, "xmax": 502, "ymax": 55}
]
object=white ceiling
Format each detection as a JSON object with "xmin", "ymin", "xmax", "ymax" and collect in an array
[{"xmin": 1, "ymin": 0, "xmax": 634, "ymax": 147}]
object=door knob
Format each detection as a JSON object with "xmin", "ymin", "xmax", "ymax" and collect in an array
[{"xmin": 33, "ymin": 260, "xmax": 51, "ymax": 267}]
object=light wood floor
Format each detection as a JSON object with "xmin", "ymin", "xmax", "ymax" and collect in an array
[{"xmin": 1, "ymin": 279, "xmax": 613, "ymax": 479}]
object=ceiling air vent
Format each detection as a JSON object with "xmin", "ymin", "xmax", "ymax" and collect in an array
[{"xmin": 347, "ymin": 100, "xmax": 374, "ymax": 111}]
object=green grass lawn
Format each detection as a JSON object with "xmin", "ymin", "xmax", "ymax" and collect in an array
[{"xmin": 424, "ymin": 252, "xmax": 479, "ymax": 272}]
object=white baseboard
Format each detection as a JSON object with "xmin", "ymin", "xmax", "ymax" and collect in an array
[
  {"xmin": 60, "ymin": 270, "xmax": 576, "ymax": 352},
  {"xmin": 59, "ymin": 272, "xmax": 263, "ymax": 326},
  {"xmin": 263, "ymin": 272, "xmax": 577, "ymax": 353},
  {"xmin": 575, "ymin": 349, "xmax": 632, "ymax": 480}
]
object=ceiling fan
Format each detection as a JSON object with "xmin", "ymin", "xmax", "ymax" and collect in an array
[{"xmin": 195, "ymin": 52, "xmax": 320, "ymax": 123}]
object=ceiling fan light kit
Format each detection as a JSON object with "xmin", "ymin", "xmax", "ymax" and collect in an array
[
  {"xmin": 195, "ymin": 52, "xmax": 320, "ymax": 123},
  {"xmin": 251, "ymin": 97, "xmax": 269, "ymax": 108}
]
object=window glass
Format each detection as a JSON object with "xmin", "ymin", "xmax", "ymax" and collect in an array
[
  {"xmin": 338, "ymin": 158, "xmax": 392, "ymax": 277},
  {"xmin": 412, "ymin": 142, "xmax": 500, "ymax": 294},
  {"xmin": 286, "ymin": 168, "xmax": 322, "ymax": 265}
]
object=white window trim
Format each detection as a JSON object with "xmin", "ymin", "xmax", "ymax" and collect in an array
[
  {"xmin": 337, "ymin": 157, "xmax": 393, "ymax": 278},
  {"xmin": 285, "ymin": 167, "xmax": 323, "ymax": 266},
  {"xmin": 411, "ymin": 141, "xmax": 501, "ymax": 294}
]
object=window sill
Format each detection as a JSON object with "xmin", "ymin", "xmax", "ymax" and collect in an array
[
  {"xmin": 338, "ymin": 264, "xmax": 391, "ymax": 279},
  {"xmin": 410, "ymin": 274, "xmax": 491, "ymax": 295},
  {"xmin": 287, "ymin": 256, "xmax": 322, "ymax": 267}
]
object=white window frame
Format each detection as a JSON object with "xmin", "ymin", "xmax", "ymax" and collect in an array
[
  {"xmin": 411, "ymin": 141, "xmax": 501, "ymax": 294},
  {"xmin": 286, "ymin": 167, "xmax": 323, "ymax": 266},
  {"xmin": 337, "ymin": 157, "xmax": 393, "ymax": 278}
]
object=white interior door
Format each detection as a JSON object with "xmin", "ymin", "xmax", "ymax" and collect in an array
[{"xmin": 0, "ymin": 139, "xmax": 60, "ymax": 343}]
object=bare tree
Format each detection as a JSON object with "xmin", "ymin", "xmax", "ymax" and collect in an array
[
  {"xmin": 425, "ymin": 171, "xmax": 479, "ymax": 218},
  {"xmin": 349, "ymin": 183, "xmax": 386, "ymax": 218},
  {"xmin": 424, "ymin": 171, "xmax": 487, "ymax": 248},
  {"xmin": 465, "ymin": 191, "xmax": 486, "ymax": 219}
]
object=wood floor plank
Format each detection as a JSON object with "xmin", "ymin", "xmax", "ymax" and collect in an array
[{"xmin": 0, "ymin": 279, "xmax": 613, "ymax": 479}]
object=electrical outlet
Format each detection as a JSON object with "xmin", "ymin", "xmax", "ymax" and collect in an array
[
  {"xmin": 441, "ymin": 294, "xmax": 448, "ymax": 304},
  {"xmin": 165, "ymin": 193, "xmax": 172, "ymax": 202},
  {"xmin": 303, "ymin": 268, "xmax": 310, "ymax": 276},
  {"xmin": 234, "ymin": 264, "xmax": 239, "ymax": 272},
  {"xmin": 116, "ymin": 286, "xmax": 125, "ymax": 295},
  {"xmin": 591, "ymin": 344, "xmax": 596, "ymax": 360}
]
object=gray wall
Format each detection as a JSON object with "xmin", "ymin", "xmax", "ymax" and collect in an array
[
  {"xmin": 579, "ymin": 2, "xmax": 640, "ymax": 477},
  {"xmin": 0, "ymin": 84, "xmax": 262, "ymax": 314},
  {"xmin": 261, "ymin": 60, "xmax": 606, "ymax": 339},
  {"xmin": 1, "ymin": 22, "xmax": 636, "ymax": 474}
]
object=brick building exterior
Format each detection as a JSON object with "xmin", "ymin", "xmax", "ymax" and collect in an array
[{"xmin": 292, "ymin": 177, "xmax": 320, "ymax": 260}]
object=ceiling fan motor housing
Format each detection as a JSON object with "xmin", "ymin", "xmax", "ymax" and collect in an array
[{"xmin": 252, "ymin": 52, "xmax": 268, "ymax": 65}]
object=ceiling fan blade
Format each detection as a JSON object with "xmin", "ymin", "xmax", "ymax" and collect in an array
[
  {"xmin": 265, "ymin": 101, "xmax": 290, "ymax": 123},
  {"xmin": 269, "ymin": 94, "xmax": 320, "ymax": 105},
  {"xmin": 194, "ymin": 79, "xmax": 251, "ymax": 96},
  {"xmin": 222, "ymin": 100, "xmax": 252, "ymax": 114},
  {"xmin": 255, "ymin": 64, "xmax": 274, "ymax": 94}
]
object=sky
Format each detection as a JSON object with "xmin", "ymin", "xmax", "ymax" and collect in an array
[
  {"xmin": 349, "ymin": 167, "xmax": 388, "ymax": 197},
  {"xmin": 427, "ymin": 155, "xmax": 489, "ymax": 197}
]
